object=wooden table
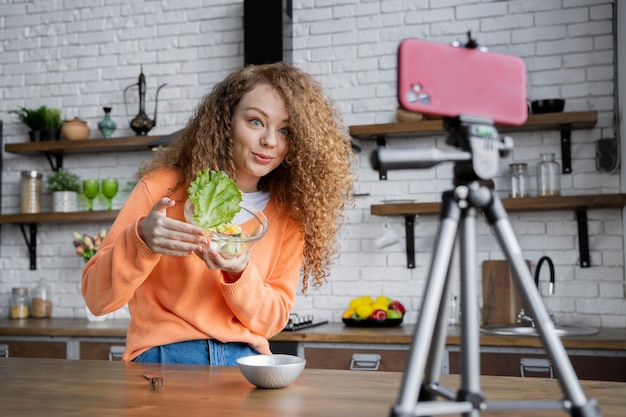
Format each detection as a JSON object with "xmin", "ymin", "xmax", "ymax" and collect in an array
[{"xmin": 0, "ymin": 358, "xmax": 624, "ymax": 416}]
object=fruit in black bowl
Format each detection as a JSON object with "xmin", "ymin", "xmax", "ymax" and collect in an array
[
  {"xmin": 342, "ymin": 295, "xmax": 406, "ymax": 327},
  {"xmin": 531, "ymin": 99, "xmax": 565, "ymax": 114}
]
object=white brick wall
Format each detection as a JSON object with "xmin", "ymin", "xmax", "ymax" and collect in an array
[{"xmin": 0, "ymin": 0, "xmax": 624, "ymax": 328}]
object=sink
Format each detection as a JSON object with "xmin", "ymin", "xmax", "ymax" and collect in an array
[{"xmin": 481, "ymin": 324, "xmax": 599, "ymax": 337}]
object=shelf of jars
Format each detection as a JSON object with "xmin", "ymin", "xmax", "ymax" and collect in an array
[
  {"xmin": 371, "ymin": 193, "xmax": 626, "ymax": 269},
  {"xmin": 0, "ymin": 131, "xmax": 181, "ymax": 269}
]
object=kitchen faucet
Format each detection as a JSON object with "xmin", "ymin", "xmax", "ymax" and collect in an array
[
  {"xmin": 534, "ymin": 256, "xmax": 555, "ymax": 295},
  {"xmin": 517, "ymin": 256, "xmax": 557, "ymax": 326}
]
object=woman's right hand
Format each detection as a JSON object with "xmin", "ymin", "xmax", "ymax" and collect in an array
[{"xmin": 138, "ymin": 197, "xmax": 208, "ymax": 256}]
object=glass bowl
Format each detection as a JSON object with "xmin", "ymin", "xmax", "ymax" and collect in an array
[
  {"xmin": 236, "ymin": 354, "xmax": 306, "ymax": 389},
  {"xmin": 183, "ymin": 199, "xmax": 268, "ymax": 258}
]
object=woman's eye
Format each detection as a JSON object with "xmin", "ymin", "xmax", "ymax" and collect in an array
[
  {"xmin": 250, "ymin": 119, "xmax": 262, "ymax": 127},
  {"xmin": 278, "ymin": 127, "xmax": 291, "ymax": 136}
]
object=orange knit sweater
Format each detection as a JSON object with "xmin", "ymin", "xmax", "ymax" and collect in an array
[{"xmin": 82, "ymin": 168, "xmax": 304, "ymax": 361}]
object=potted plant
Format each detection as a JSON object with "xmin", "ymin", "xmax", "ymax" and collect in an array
[
  {"xmin": 9, "ymin": 106, "xmax": 47, "ymax": 141},
  {"xmin": 43, "ymin": 107, "xmax": 63, "ymax": 141},
  {"xmin": 47, "ymin": 168, "xmax": 81, "ymax": 212}
]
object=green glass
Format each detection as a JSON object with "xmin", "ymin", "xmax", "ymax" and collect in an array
[
  {"xmin": 101, "ymin": 179, "xmax": 119, "ymax": 210},
  {"xmin": 82, "ymin": 180, "xmax": 100, "ymax": 211}
]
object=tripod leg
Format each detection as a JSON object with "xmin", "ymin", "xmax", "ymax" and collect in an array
[
  {"xmin": 484, "ymin": 193, "xmax": 602, "ymax": 417},
  {"xmin": 392, "ymin": 191, "xmax": 461, "ymax": 417},
  {"xmin": 422, "ymin": 242, "xmax": 457, "ymax": 399},
  {"xmin": 458, "ymin": 203, "xmax": 484, "ymax": 415}
]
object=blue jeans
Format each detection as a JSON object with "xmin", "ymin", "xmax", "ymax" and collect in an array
[{"xmin": 132, "ymin": 339, "xmax": 259, "ymax": 366}]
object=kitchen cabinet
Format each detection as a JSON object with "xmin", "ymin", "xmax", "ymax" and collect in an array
[
  {"xmin": 0, "ymin": 337, "xmax": 66, "ymax": 359},
  {"xmin": 447, "ymin": 346, "xmax": 626, "ymax": 382},
  {"xmin": 0, "ymin": 335, "xmax": 126, "ymax": 360},
  {"xmin": 79, "ymin": 339, "xmax": 126, "ymax": 360},
  {"xmin": 0, "ymin": 135, "xmax": 163, "ymax": 269},
  {"xmin": 302, "ymin": 343, "xmax": 410, "ymax": 372}
]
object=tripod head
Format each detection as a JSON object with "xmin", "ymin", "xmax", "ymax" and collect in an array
[{"xmin": 370, "ymin": 115, "xmax": 513, "ymax": 184}]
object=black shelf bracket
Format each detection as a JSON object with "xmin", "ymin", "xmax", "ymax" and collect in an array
[
  {"xmin": 560, "ymin": 124, "xmax": 572, "ymax": 174},
  {"xmin": 18, "ymin": 223, "xmax": 38, "ymax": 270},
  {"xmin": 404, "ymin": 214, "xmax": 416, "ymax": 268},
  {"xmin": 576, "ymin": 208, "xmax": 590, "ymax": 268},
  {"xmin": 44, "ymin": 153, "xmax": 63, "ymax": 171},
  {"xmin": 374, "ymin": 135, "xmax": 388, "ymax": 180}
]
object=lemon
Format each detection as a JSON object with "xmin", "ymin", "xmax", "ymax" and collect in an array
[
  {"xmin": 372, "ymin": 301, "xmax": 388, "ymax": 311},
  {"xmin": 375, "ymin": 295, "xmax": 392, "ymax": 305},
  {"xmin": 355, "ymin": 303, "xmax": 374, "ymax": 319},
  {"xmin": 360, "ymin": 295, "xmax": 374, "ymax": 305},
  {"xmin": 349, "ymin": 295, "xmax": 373, "ymax": 310}
]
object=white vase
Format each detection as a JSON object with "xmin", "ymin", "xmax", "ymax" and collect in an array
[{"xmin": 52, "ymin": 191, "xmax": 77, "ymax": 212}]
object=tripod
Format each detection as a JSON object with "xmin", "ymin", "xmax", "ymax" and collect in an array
[{"xmin": 371, "ymin": 116, "xmax": 602, "ymax": 417}]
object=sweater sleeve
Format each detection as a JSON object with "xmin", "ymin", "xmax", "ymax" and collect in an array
[{"xmin": 81, "ymin": 177, "xmax": 162, "ymax": 314}]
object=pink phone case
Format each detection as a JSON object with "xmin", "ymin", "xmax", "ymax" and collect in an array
[{"xmin": 398, "ymin": 38, "xmax": 527, "ymax": 126}]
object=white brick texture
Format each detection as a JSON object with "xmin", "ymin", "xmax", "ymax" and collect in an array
[{"xmin": 0, "ymin": 0, "xmax": 623, "ymax": 328}]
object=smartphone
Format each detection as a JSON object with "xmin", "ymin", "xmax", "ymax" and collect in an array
[{"xmin": 398, "ymin": 38, "xmax": 527, "ymax": 126}]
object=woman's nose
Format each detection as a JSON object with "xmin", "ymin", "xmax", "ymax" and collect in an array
[{"xmin": 260, "ymin": 130, "xmax": 277, "ymax": 147}]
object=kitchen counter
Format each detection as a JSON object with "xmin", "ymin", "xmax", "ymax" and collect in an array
[
  {"xmin": 1, "ymin": 318, "xmax": 623, "ymax": 351},
  {"xmin": 1, "ymin": 357, "xmax": 624, "ymax": 417}
]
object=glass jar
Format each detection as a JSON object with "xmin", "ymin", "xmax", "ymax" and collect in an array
[
  {"xmin": 508, "ymin": 163, "xmax": 530, "ymax": 198},
  {"xmin": 10, "ymin": 287, "xmax": 30, "ymax": 319},
  {"xmin": 21, "ymin": 170, "xmax": 43, "ymax": 213},
  {"xmin": 536, "ymin": 153, "xmax": 561, "ymax": 197},
  {"xmin": 31, "ymin": 278, "xmax": 52, "ymax": 318}
]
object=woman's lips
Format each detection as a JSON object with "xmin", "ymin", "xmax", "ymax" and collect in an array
[{"xmin": 253, "ymin": 153, "xmax": 273, "ymax": 164}]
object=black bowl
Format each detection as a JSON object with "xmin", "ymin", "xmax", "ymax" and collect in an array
[{"xmin": 531, "ymin": 99, "xmax": 565, "ymax": 114}]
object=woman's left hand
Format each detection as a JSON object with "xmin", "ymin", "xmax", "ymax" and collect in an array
[{"xmin": 195, "ymin": 246, "xmax": 251, "ymax": 281}]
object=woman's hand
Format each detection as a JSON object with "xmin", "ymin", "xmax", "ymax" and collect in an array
[
  {"xmin": 138, "ymin": 197, "xmax": 208, "ymax": 256},
  {"xmin": 195, "ymin": 246, "xmax": 251, "ymax": 282}
]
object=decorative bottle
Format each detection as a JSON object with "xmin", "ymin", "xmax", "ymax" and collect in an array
[
  {"xmin": 508, "ymin": 163, "xmax": 530, "ymax": 198},
  {"xmin": 536, "ymin": 153, "xmax": 561, "ymax": 197},
  {"xmin": 98, "ymin": 107, "xmax": 117, "ymax": 139}
]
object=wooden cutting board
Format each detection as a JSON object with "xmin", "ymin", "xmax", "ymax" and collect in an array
[{"xmin": 481, "ymin": 260, "xmax": 530, "ymax": 325}]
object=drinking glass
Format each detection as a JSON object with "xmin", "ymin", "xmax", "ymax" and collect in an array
[
  {"xmin": 82, "ymin": 180, "xmax": 100, "ymax": 211},
  {"xmin": 101, "ymin": 179, "xmax": 119, "ymax": 210}
]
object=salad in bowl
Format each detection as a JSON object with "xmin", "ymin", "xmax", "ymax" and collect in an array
[{"xmin": 184, "ymin": 170, "xmax": 268, "ymax": 258}]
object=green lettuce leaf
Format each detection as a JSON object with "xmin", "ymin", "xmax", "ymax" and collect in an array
[{"xmin": 187, "ymin": 170, "xmax": 242, "ymax": 229}]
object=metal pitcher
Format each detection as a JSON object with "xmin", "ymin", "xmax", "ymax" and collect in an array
[{"xmin": 123, "ymin": 67, "xmax": 167, "ymax": 135}]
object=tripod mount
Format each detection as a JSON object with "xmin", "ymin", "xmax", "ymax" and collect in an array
[{"xmin": 371, "ymin": 116, "xmax": 602, "ymax": 417}]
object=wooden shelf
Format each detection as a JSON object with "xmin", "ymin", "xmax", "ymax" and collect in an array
[
  {"xmin": 0, "ymin": 210, "xmax": 120, "ymax": 270},
  {"xmin": 4, "ymin": 135, "xmax": 163, "ymax": 155},
  {"xmin": 370, "ymin": 194, "xmax": 626, "ymax": 216},
  {"xmin": 352, "ymin": 111, "xmax": 598, "ymax": 177},
  {"xmin": 349, "ymin": 111, "xmax": 598, "ymax": 139},
  {"xmin": 0, "ymin": 210, "xmax": 119, "ymax": 225},
  {"xmin": 4, "ymin": 135, "xmax": 164, "ymax": 171},
  {"xmin": 371, "ymin": 194, "xmax": 626, "ymax": 269}
]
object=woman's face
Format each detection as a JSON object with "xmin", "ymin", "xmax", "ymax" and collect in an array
[{"xmin": 231, "ymin": 84, "xmax": 290, "ymax": 192}]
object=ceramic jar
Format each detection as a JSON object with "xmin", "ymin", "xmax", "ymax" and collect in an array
[{"xmin": 61, "ymin": 117, "xmax": 90, "ymax": 140}]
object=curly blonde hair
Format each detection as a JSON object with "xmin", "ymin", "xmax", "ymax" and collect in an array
[{"xmin": 140, "ymin": 62, "xmax": 355, "ymax": 293}]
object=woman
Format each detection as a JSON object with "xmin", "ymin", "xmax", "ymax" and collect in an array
[{"xmin": 82, "ymin": 62, "xmax": 355, "ymax": 364}]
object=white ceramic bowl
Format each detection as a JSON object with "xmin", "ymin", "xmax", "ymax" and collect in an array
[
  {"xmin": 183, "ymin": 199, "xmax": 268, "ymax": 258},
  {"xmin": 236, "ymin": 354, "xmax": 306, "ymax": 389}
]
